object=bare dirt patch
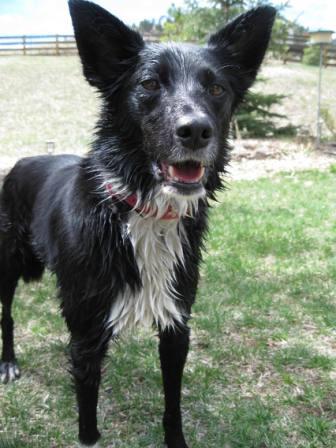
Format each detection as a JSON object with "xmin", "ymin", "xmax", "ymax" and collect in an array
[
  {"xmin": 1, "ymin": 138, "xmax": 335, "ymax": 186},
  {"xmin": 229, "ymin": 139, "xmax": 335, "ymax": 181}
]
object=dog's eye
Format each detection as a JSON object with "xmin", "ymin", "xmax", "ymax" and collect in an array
[
  {"xmin": 208, "ymin": 84, "xmax": 225, "ymax": 97},
  {"xmin": 141, "ymin": 79, "xmax": 160, "ymax": 91}
]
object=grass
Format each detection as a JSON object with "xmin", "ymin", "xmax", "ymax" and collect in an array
[
  {"xmin": 258, "ymin": 61, "xmax": 336, "ymax": 138},
  {"xmin": 0, "ymin": 56, "xmax": 98, "ymax": 158},
  {"xmin": 0, "ymin": 54, "xmax": 335, "ymax": 446},
  {"xmin": 1, "ymin": 168, "xmax": 336, "ymax": 447}
]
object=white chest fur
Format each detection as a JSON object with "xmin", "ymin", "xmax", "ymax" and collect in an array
[{"xmin": 108, "ymin": 213, "xmax": 186, "ymax": 334}]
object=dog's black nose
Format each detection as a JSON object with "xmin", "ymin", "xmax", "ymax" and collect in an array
[{"xmin": 176, "ymin": 115, "xmax": 213, "ymax": 150}]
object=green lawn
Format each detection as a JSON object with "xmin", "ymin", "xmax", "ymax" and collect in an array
[
  {"xmin": 1, "ymin": 168, "xmax": 335, "ymax": 447},
  {"xmin": 0, "ymin": 56, "xmax": 98, "ymax": 158}
]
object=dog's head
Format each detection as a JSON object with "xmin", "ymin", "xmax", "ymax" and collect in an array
[{"xmin": 69, "ymin": 0, "xmax": 275, "ymax": 205}]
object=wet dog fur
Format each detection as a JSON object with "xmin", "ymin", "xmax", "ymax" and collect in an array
[{"xmin": 0, "ymin": 1, "xmax": 275, "ymax": 446}]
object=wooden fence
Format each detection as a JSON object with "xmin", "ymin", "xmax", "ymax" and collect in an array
[
  {"xmin": 283, "ymin": 33, "xmax": 310, "ymax": 63},
  {"xmin": 0, "ymin": 34, "xmax": 77, "ymax": 56},
  {"xmin": 282, "ymin": 33, "xmax": 336, "ymax": 67},
  {"xmin": 323, "ymin": 46, "xmax": 336, "ymax": 67},
  {"xmin": 0, "ymin": 32, "xmax": 161, "ymax": 56},
  {"xmin": 0, "ymin": 34, "xmax": 77, "ymax": 55},
  {"xmin": 1, "ymin": 33, "xmax": 335, "ymax": 66}
]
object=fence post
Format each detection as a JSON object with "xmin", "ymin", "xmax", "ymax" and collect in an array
[{"xmin": 56, "ymin": 34, "xmax": 59, "ymax": 55}]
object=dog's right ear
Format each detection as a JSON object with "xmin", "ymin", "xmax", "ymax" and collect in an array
[{"xmin": 68, "ymin": 0, "xmax": 144, "ymax": 87}]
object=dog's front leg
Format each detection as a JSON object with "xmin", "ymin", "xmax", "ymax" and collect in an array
[
  {"xmin": 159, "ymin": 323, "xmax": 190, "ymax": 448},
  {"xmin": 69, "ymin": 329, "xmax": 111, "ymax": 447}
]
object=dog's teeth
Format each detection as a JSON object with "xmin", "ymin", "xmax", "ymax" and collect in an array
[{"xmin": 168, "ymin": 165, "xmax": 175, "ymax": 178}]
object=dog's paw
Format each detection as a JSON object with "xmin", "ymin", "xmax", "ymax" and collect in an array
[
  {"xmin": 0, "ymin": 361, "xmax": 21, "ymax": 384},
  {"xmin": 164, "ymin": 437, "xmax": 189, "ymax": 448}
]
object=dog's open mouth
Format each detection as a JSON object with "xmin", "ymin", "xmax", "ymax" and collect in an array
[
  {"xmin": 160, "ymin": 161, "xmax": 206, "ymax": 196},
  {"xmin": 163, "ymin": 161, "xmax": 205, "ymax": 183}
]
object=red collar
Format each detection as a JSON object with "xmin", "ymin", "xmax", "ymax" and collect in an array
[{"xmin": 105, "ymin": 183, "xmax": 179, "ymax": 220}]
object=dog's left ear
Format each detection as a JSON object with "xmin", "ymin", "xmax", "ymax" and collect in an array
[
  {"xmin": 68, "ymin": 0, "xmax": 144, "ymax": 87},
  {"xmin": 208, "ymin": 6, "xmax": 276, "ymax": 84}
]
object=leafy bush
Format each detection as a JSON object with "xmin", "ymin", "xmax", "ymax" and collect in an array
[
  {"xmin": 321, "ymin": 107, "xmax": 336, "ymax": 139},
  {"xmin": 303, "ymin": 45, "xmax": 321, "ymax": 66}
]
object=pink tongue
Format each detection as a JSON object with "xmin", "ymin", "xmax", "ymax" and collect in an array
[{"xmin": 171, "ymin": 164, "xmax": 202, "ymax": 182}]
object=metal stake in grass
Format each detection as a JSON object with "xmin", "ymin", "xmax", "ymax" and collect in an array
[
  {"xmin": 309, "ymin": 30, "xmax": 334, "ymax": 149},
  {"xmin": 316, "ymin": 44, "xmax": 323, "ymax": 148}
]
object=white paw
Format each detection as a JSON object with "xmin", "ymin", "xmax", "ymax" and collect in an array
[{"xmin": 0, "ymin": 361, "xmax": 21, "ymax": 383}]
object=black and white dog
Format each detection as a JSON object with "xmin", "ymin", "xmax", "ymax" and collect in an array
[{"xmin": 0, "ymin": 1, "xmax": 275, "ymax": 446}]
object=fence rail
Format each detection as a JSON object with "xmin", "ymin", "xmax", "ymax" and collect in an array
[
  {"xmin": 283, "ymin": 33, "xmax": 310, "ymax": 63},
  {"xmin": 282, "ymin": 34, "xmax": 336, "ymax": 67},
  {"xmin": 0, "ymin": 34, "xmax": 77, "ymax": 55},
  {"xmin": 1, "ymin": 33, "xmax": 335, "ymax": 66},
  {"xmin": 324, "ymin": 46, "xmax": 336, "ymax": 67},
  {"xmin": 0, "ymin": 32, "xmax": 161, "ymax": 56}
]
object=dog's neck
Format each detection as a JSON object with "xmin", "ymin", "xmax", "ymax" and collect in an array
[
  {"xmin": 105, "ymin": 182, "xmax": 181, "ymax": 221},
  {"xmin": 82, "ymin": 157, "xmax": 205, "ymax": 222}
]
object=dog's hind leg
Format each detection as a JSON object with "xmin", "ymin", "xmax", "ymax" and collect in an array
[
  {"xmin": 0, "ymin": 277, "xmax": 20, "ymax": 383},
  {"xmin": 0, "ymin": 234, "xmax": 43, "ymax": 383},
  {"xmin": 159, "ymin": 323, "xmax": 190, "ymax": 448},
  {"xmin": 0, "ymin": 206, "xmax": 20, "ymax": 383}
]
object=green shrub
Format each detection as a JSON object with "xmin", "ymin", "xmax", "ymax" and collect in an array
[
  {"xmin": 321, "ymin": 107, "xmax": 336, "ymax": 139},
  {"xmin": 330, "ymin": 164, "xmax": 336, "ymax": 174},
  {"xmin": 303, "ymin": 45, "xmax": 321, "ymax": 66}
]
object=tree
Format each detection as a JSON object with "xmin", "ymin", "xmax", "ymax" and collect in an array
[
  {"xmin": 138, "ymin": 19, "xmax": 156, "ymax": 33},
  {"xmin": 209, "ymin": 0, "xmax": 246, "ymax": 22},
  {"xmin": 162, "ymin": 0, "xmax": 292, "ymax": 58},
  {"xmin": 162, "ymin": 2, "xmax": 222, "ymax": 42},
  {"xmin": 235, "ymin": 90, "xmax": 297, "ymax": 137},
  {"xmin": 162, "ymin": 0, "xmax": 247, "ymax": 42},
  {"xmin": 135, "ymin": 19, "xmax": 163, "ymax": 35}
]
